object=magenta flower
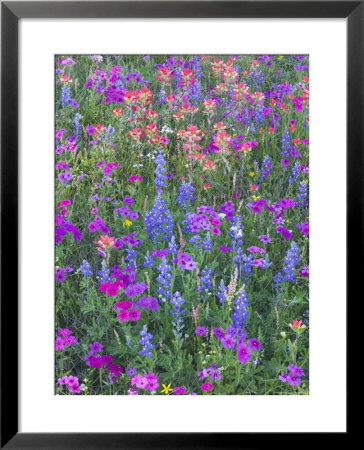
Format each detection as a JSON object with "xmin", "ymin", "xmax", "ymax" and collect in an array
[
  {"xmin": 279, "ymin": 372, "xmax": 289, "ymax": 382},
  {"xmin": 129, "ymin": 211, "xmax": 139, "ymax": 220},
  {"xmin": 67, "ymin": 375, "xmax": 79, "ymax": 386},
  {"xmin": 57, "ymin": 199, "xmax": 71, "ymax": 208},
  {"xmin": 201, "ymin": 382, "xmax": 213, "ymax": 392},
  {"xmin": 58, "ymin": 376, "xmax": 68, "ymax": 385},
  {"xmin": 88, "ymin": 222, "xmax": 99, "ymax": 232},
  {"xmin": 136, "ymin": 376, "xmax": 148, "ymax": 389},
  {"xmin": 128, "ymin": 175, "xmax": 143, "ymax": 182},
  {"xmin": 89, "ymin": 341, "xmax": 103, "ymax": 353},
  {"xmin": 137, "ymin": 296, "xmax": 159, "ymax": 311},
  {"xmin": 58, "ymin": 328, "xmax": 72, "ymax": 337},
  {"xmin": 55, "ymin": 337, "xmax": 65, "ymax": 351},
  {"xmin": 124, "ymin": 282, "xmax": 148, "ymax": 298},
  {"xmin": 63, "ymin": 335, "xmax": 76, "ymax": 346},
  {"xmin": 57, "ymin": 57, "xmax": 75, "ymax": 65},
  {"xmin": 277, "ymin": 226, "xmax": 293, "ymax": 239},
  {"xmin": 213, "ymin": 327, "xmax": 225, "ymax": 340},
  {"xmin": 237, "ymin": 343, "xmax": 251, "ymax": 364},
  {"xmin": 173, "ymin": 386, "xmax": 187, "ymax": 395},
  {"xmin": 198, "ymin": 368, "xmax": 210, "ymax": 380},
  {"xmin": 130, "ymin": 374, "xmax": 142, "ymax": 386},
  {"xmin": 146, "ymin": 379, "xmax": 159, "ymax": 392},
  {"xmin": 129, "ymin": 309, "xmax": 141, "ymax": 321},
  {"xmin": 195, "ymin": 326, "xmax": 207, "ymax": 336},
  {"xmin": 287, "ymin": 373, "xmax": 301, "ymax": 386},
  {"xmin": 252, "ymin": 258, "xmax": 265, "ymax": 267},
  {"xmin": 296, "ymin": 221, "xmax": 309, "ymax": 235},
  {"xmin": 69, "ymin": 384, "xmax": 82, "ymax": 394},
  {"xmin": 114, "ymin": 301, "xmax": 133, "ymax": 311},
  {"xmin": 117, "ymin": 310, "xmax": 130, "ymax": 322},
  {"xmin": 221, "ymin": 334, "xmax": 236, "ymax": 349},
  {"xmin": 179, "ymin": 259, "xmax": 197, "ymax": 271},
  {"xmin": 288, "ymin": 364, "xmax": 305, "ymax": 377},
  {"xmin": 258, "ymin": 235, "xmax": 271, "ymax": 244},
  {"xmin": 86, "ymin": 125, "xmax": 96, "ymax": 135},
  {"xmin": 247, "ymin": 338, "xmax": 261, "ymax": 351},
  {"xmin": 247, "ymin": 246, "xmax": 266, "ymax": 254},
  {"xmin": 123, "ymin": 196, "xmax": 135, "ymax": 205},
  {"xmin": 55, "ymin": 269, "xmax": 66, "ymax": 283},
  {"xmin": 282, "ymin": 229, "xmax": 293, "ymax": 239}
]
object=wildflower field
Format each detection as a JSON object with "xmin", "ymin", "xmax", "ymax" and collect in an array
[{"xmin": 55, "ymin": 55, "xmax": 309, "ymax": 395}]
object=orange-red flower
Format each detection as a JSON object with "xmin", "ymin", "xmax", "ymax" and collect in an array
[{"xmin": 94, "ymin": 235, "xmax": 116, "ymax": 250}]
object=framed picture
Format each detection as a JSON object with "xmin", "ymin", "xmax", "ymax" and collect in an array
[{"xmin": 1, "ymin": 1, "xmax": 354, "ymax": 447}]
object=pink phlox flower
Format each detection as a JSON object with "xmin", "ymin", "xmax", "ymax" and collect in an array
[
  {"xmin": 173, "ymin": 386, "xmax": 187, "ymax": 395},
  {"xmin": 201, "ymin": 382, "xmax": 213, "ymax": 392}
]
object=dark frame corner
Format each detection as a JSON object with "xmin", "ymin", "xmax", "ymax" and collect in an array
[{"xmin": 1, "ymin": 1, "xmax": 357, "ymax": 448}]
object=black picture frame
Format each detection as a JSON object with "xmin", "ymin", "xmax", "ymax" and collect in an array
[{"xmin": 1, "ymin": 1, "xmax": 356, "ymax": 448}]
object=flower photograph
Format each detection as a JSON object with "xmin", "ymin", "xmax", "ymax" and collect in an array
[{"xmin": 55, "ymin": 54, "xmax": 309, "ymax": 395}]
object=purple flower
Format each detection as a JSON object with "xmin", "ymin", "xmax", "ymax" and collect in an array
[
  {"xmin": 137, "ymin": 296, "xmax": 159, "ymax": 311},
  {"xmin": 221, "ymin": 334, "xmax": 236, "ymax": 349},
  {"xmin": 89, "ymin": 341, "xmax": 103, "ymax": 353},
  {"xmin": 129, "ymin": 211, "xmax": 139, "ymax": 220},
  {"xmin": 126, "ymin": 367, "xmax": 137, "ymax": 377},
  {"xmin": 247, "ymin": 338, "xmax": 261, "ymax": 351},
  {"xmin": 279, "ymin": 372, "xmax": 289, "ymax": 382},
  {"xmin": 287, "ymin": 373, "xmax": 301, "ymax": 386},
  {"xmin": 124, "ymin": 282, "xmax": 148, "ymax": 298},
  {"xmin": 180, "ymin": 259, "xmax": 197, "ymax": 271},
  {"xmin": 288, "ymin": 364, "xmax": 305, "ymax": 377},
  {"xmin": 198, "ymin": 368, "xmax": 210, "ymax": 380},
  {"xmin": 173, "ymin": 386, "xmax": 187, "ymax": 395},
  {"xmin": 219, "ymin": 246, "xmax": 231, "ymax": 253},
  {"xmin": 208, "ymin": 364, "xmax": 222, "ymax": 381},
  {"xmin": 258, "ymin": 235, "xmax": 271, "ymax": 244},
  {"xmin": 201, "ymin": 382, "xmax": 213, "ymax": 392},
  {"xmin": 237, "ymin": 343, "xmax": 251, "ymax": 364},
  {"xmin": 213, "ymin": 327, "xmax": 225, "ymax": 340},
  {"xmin": 86, "ymin": 125, "xmax": 96, "ymax": 135},
  {"xmin": 195, "ymin": 326, "xmax": 207, "ymax": 337},
  {"xmin": 55, "ymin": 269, "xmax": 66, "ymax": 283},
  {"xmin": 123, "ymin": 196, "xmax": 135, "ymax": 205},
  {"xmin": 296, "ymin": 221, "xmax": 309, "ymax": 235}
]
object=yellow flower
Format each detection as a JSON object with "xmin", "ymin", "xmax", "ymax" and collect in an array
[
  {"xmin": 161, "ymin": 383, "xmax": 173, "ymax": 394},
  {"xmin": 278, "ymin": 55, "xmax": 284, "ymax": 59},
  {"xmin": 249, "ymin": 172, "xmax": 255, "ymax": 177},
  {"xmin": 252, "ymin": 195, "xmax": 261, "ymax": 201},
  {"xmin": 233, "ymin": 133, "xmax": 237, "ymax": 137},
  {"xmin": 123, "ymin": 219, "xmax": 132, "ymax": 227},
  {"xmin": 286, "ymin": 219, "xmax": 290, "ymax": 224}
]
